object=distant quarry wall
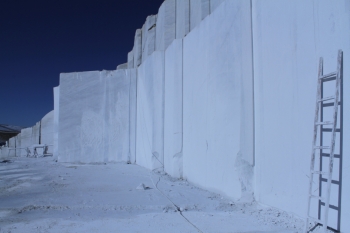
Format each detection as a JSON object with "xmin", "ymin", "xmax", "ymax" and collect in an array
[
  {"xmin": 7, "ymin": 0, "xmax": 349, "ymax": 232},
  {"xmin": 4, "ymin": 110, "xmax": 54, "ymax": 158}
]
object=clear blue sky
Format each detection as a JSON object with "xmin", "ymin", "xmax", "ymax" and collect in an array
[{"xmin": 0, "ymin": 0, "xmax": 163, "ymax": 127}]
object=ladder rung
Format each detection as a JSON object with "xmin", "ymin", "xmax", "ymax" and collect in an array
[
  {"xmin": 308, "ymin": 216, "xmax": 324, "ymax": 225},
  {"xmin": 311, "ymin": 170, "xmax": 328, "ymax": 175},
  {"xmin": 318, "ymin": 96, "xmax": 335, "ymax": 102},
  {"xmin": 314, "ymin": 146, "xmax": 330, "ymax": 150},
  {"xmin": 315, "ymin": 121, "xmax": 333, "ymax": 125},
  {"xmin": 310, "ymin": 195, "xmax": 325, "ymax": 201},
  {"xmin": 320, "ymin": 72, "xmax": 337, "ymax": 80}
]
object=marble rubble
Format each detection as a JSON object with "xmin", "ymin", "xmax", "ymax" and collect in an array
[{"xmin": 6, "ymin": 0, "xmax": 350, "ymax": 231}]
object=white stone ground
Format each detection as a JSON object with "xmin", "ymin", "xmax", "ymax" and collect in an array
[{"xmin": 0, "ymin": 157, "xmax": 327, "ymax": 233}]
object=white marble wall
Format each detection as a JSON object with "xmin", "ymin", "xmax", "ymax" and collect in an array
[
  {"xmin": 182, "ymin": 0, "xmax": 253, "ymax": 200},
  {"xmin": 252, "ymin": 0, "xmax": 350, "ymax": 231},
  {"xmin": 176, "ymin": 0, "xmax": 190, "ymax": 39},
  {"xmin": 8, "ymin": 137, "xmax": 16, "ymax": 156},
  {"xmin": 142, "ymin": 15, "xmax": 157, "ymax": 63},
  {"xmin": 127, "ymin": 51, "xmax": 134, "ymax": 69},
  {"xmin": 41, "ymin": 110, "xmax": 54, "ymax": 154},
  {"xmin": 117, "ymin": 63, "xmax": 128, "ymax": 70},
  {"xmin": 190, "ymin": 0, "xmax": 210, "ymax": 31},
  {"xmin": 54, "ymin": 86, "xmax": 60, "ymax": 159},
  {"xmin": 127, "ymin": 69, "xmax": 137, "ymax": 163},
  {"xmin": 210, "ymin": 0, "xmax": 224, "ymax": 13},
  {"xmin": 32, "ymin": 121, "xmax": 40, "ymax": 145},
  {"xmin": 136, "ymin": 51, "xmax": 165, "ymax": 170},
  {"xmin": 164, "ymin": 39, "xmax": 183, "ymax": 178},
  {"xmin": 133, "ymin": 29, "xmax": 142, "ymax": 68},
  {"xmin": 20, "ymin": 128, "xmax": 32, "ymax": 156},
  {"xmin": 155, "ymin": 0, "xmax": 176, "ymax": 51},
  {"xmin": 15, "ymin": 134, "xmax": 21, "ymax": 157},
  {"xmin": 58, "ymin": 70, "xmax": 132, "ymax": 163}
]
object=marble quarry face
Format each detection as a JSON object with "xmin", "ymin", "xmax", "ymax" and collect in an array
[
  {"xmin": 41, "ymin": 110, "xmax": 54, "ymax": 154},
  {"xmin": 6, "ymin": 0, "xmax": 350, "ymax": 231},
  {"xmin": 57, "ymin": 70, "xmax": 135, "ymax": 163},
  {"xmin": 136, "ymin": 51, "xmax": 165, "ymax": 170}
]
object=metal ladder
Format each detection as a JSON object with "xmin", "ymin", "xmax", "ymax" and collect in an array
[{"xmin": 305, "ymin": 50, "xmax": 343, "ymax": 233}]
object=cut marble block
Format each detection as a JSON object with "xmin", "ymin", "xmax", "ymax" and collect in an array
[
  {"xmin": 0, "ymin": 147, "xmax": 9, "ymax": 159},
  {"xmin": 117, "ymin": 63, "xmax": 128, "ymax": 70},
  {"xmin": 133, "ymin": 29, "xmax": 142, "ymax": 67},
  {"xmin": 58, "ymin": 70, "xmax": 131, "ymax": 163},
  {"xmin": 183, "ymin": 0, "xmax": 253, "ymax": 200},
  {"xmin": 41, "ymin": 110, "xmax": 54, "ymax": 154},
  {"xmin": 20, "ymin": 128, "xmax": 32, "ymax": 156},
  {"xmin": 164, "ymin": 39, "xmax": 183, "ymax": 178},
  {"xmin": 15, "ymin": 134, "xmax": 21, "ymax": 157},
  {"xmin": 8, "ymin": 137, "xmax": 16, "ymax": 148},
  {"xmin": 54, "ymin": 86, "xmax": 60, "ymax": 159},
  {"xmin": 127, "ymin": 69, "xmax": 137, "ymax": 163},
  {"xmin": 155, "ymin": 0, "xmax": 176, "ymax": 51},
  {"xmin": 136, "ymin": 51, "xmax": 165, "ymax": 170},
  {"xmin": 142, "ymin": 15, "xmax": 157, "ymax": 63},
  {"xmin": 210, "ymin": 0, "xmax": 225, "ymax": 13},
  {"xmin": 190, "ymin": 0, "xmax": 210, "ymax": 31},
  {"xmin": 8, "ymin": 137, "xmax": 16, "ymax": 156},
  {"xmin": 32, "ymin": 121, "xmax": 40, "ymax": 145},
  {"xmin": 127, "ymin": 51, "xmax": 134, "ymax": 69},
  {"xmin": 176, "ymin": 0, "xmax": 190, "ymax": 39}
]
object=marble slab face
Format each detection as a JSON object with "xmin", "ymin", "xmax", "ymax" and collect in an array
[
  {"xmin": 117, "ymin": 63, "xmax": 128, "ymax": 70},
  {"xmin": 32, "ymin": 121, "xmax": 40, "ymax": 145},
  {"xmin": 15, "ymin": 134, "xmax": 21, "ymax": 157},
  {"xmin": 127, "ymin": 69, "xmax": 137, "ymax": 163},
  {"xmin": 54, "ymin": 86, "xmax": 60, "ymax": 159},
  {"xmin": 58, "ymin": 70, "xmax": 131, "ymax": 163},
  {"xmin": 142, "ymin": 15, "xmax": 157, "ymax": 63},
  {"xmin": 127, "ymin": 51, "xmax": 134, "ymax": 69},
  {"xmin": 183, "ymin": 0, "xmax": 253, "ymax": 200},
  {"xmin": 41, "ymin": 110, "xmax": 54, "ymax": 154},
  {"xmin": 0, "ymin": 147, "xmax": 9, "ymax": 159},
  {"xmin": 20, "ymin": 128, "xmax": 32, "ymax": 156},
  {"xmin": 164, "ymin": 39, "xmax": 183, "ymax": 178},
  {"xmin": 190, "ymin": 0, "xmax": 210, "ymax": 31},
  {"xmin": 176, "ymin": 0, "xmax": 190, "ymax": 39},
  {"xmin": 133, "ymin": 29, "xmax": 142, "ymax": 67},
  {"xmin": 210, "ymin": 0, "xmax": 224, "ymax": 13},
  {"xmin": 9, "ymin": 137, "xmax": 16, "ymax": 148},
  {"xmin": 155, "ymin": 0, "xmax": 176, "ymax": 51},
  {"xmin": 136, "ymin": 51, "xmax": 165, "ymax": 170},
  {"xmin": 8, "ymin": 137, "xmax": 16, "ymax": 157}
]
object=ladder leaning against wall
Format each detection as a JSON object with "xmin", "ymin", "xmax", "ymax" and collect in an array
[{"xmin": 305, "ymin": 50, "xmax": 343, "ymax": 233}]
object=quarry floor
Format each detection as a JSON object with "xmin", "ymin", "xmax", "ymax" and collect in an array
[{"xmin": 0, "ymin": 157, "xmax": 324, "ymax": 233}]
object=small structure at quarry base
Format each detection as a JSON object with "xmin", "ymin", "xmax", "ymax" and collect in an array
[{"xmin": 4, "ymin": 0, "xmax": 350, "ymax": 232}]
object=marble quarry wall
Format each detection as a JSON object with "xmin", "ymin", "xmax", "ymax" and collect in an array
[
  {"xmin": 57, "ymin": 70, "xmax": 136, "ymax": 163},
  {"xmin": 41, "ymin": 110, "xmax": 54, "ymax": 154},
  {"xmin": 136, "ymin": 51, "xmax": 165, "ymax": 170},
  {"xmin": 251, "ymin": 0, "xmax": 350, "ymax": 231},
  {"xmin": 53, "ymin": 86, "xmax": 60, "ymax": 159},
  {"xmin": 6, "ymin": 0, "xmax": 347, "ymax": 231},
  {"xmin": 182, "ymin": 0, "xmax": 254, "ymax": 200}
]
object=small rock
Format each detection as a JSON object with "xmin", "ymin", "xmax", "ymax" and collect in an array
[{"xmin": 136, "ymin": 183, "xmax": 150, "ymax": 190}]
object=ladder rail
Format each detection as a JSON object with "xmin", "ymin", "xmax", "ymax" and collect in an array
[
  {"xmin": 305, "ymin": 57, "xmax": 323, "ymax": 233},
  {"xmin": 322, "ymin": 50, "xmax": 342, "ymax": 232}
]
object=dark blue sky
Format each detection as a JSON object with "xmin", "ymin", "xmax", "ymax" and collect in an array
[{"xmin": 0, "ymin": 0, "xmax": 163, "ymax": 127}]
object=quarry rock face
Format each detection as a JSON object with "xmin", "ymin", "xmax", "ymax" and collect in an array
[
  {"xmin": 40, "ymin": 110, "xmax": 54, "ymax": 154},
  {"xmin": 7, "ymin": 0, "xmax": 350, "ymax": 231},
  {"xmin": 58, "ymin": 70, "xmax": 135, "ymax": 163}
]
